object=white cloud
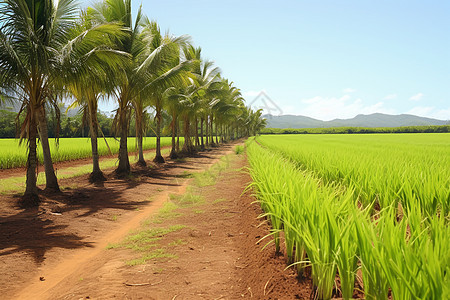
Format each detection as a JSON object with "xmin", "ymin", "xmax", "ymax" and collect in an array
[
  {"xmin": 342, "ymin": 88, "xmax": 356, "ymax": 93},
  {"xmin": 383, "ymin": 94, "xmax": 397, "ymax": 100},
  {"xmin": 405, "ymin": 106, "xmax": 450, "ymax": 120},
  {"xmin": 289, "ymin": 95, "xmax": 395, "ymax": 121},
  {"xmin": 409, "ymin": 93, "xmax": 424, "ymax": 101}
]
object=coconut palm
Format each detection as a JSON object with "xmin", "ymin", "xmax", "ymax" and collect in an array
[
  {"xmin": 202, "ymin": 80, "xmax": 226, "ymax": 147},
  {"xmin": 249, "ymin": 108, "xmax": 267, "ymax": 135},
  {"xmin": 88, "ymin": 0, "xmax": 146, "ymax": 175},
  {"xmin": 131, "ymin": 96, "xmax": 149, "ymax": 166},
  {"xmin": 0, "ymin": 0, "xmax": 77, "ymax": 202},
  {"xmin": 206, "ymin": 78, "xmax": 244, "ymax": 144},
  {"xmin": 173, "ymin": 46, "xmax": 222, "ymax": 153},
  {"xmin": 0, "ymin": 0, "xmax": 121, "ymax": 205},
  {"xmin": 216, "ymin": 95, "xmax": 244, "ymax": 142},
  {"xmin": 65, "ymin": 11, "xmax": 130, "ymax": 181},
  {"xmin": 89, "ymin": 0, "xmax": 190, "ymax": 172},
  {"xmin": 175, "ymin": 87, "xmax": 196, "ymax": 154},
  {"xmin": 191, "ymin": 55, "xmax": 221, "ymax": 149},
  {"xmin": 138, "ymin": 19, "xmax": 192, "ymax": 163},
  {"xmin": 166, "ymin": 87, "xmax": 185, "ymax": 158}
]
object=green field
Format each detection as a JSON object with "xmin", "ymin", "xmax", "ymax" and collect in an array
[
  {"xmin": 247, "ymin": 133, "xmax": 449, "ymax": 299},
  {"xmin": 0, "ymin": 137, "xmax": 181, "ymax": 169}
]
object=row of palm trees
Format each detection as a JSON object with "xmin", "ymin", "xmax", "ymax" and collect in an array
[{"xmin": 0, "ymin": 0, "xmax": 266, "ymax": 207}]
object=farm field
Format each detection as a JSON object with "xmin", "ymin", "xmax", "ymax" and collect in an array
[
  {"xmin": 247, "ymin": 134, "xmax": 450, "ymax": 299},
  {"xmin": 0, "ymin": 137, "xmax": 180, "ymax": 169},
  {"xmin": 6, "ymin": 0, "xmax": 448, "ymax": 298},
  {"xmin": 0, "ymin": 143, "xmax": 308, "ymax": 300},
  {"xmin": 1, "ymin": 135, "xmax": 448, "ymax": 299},
  {"xmin": 0, "ymin": 147, "xmax": 173, "ymax": 194}
]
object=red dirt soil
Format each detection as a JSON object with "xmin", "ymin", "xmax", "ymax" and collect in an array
[{"xmin": 0, "ymin": 143, "xmax": 313, "ymax": 299}]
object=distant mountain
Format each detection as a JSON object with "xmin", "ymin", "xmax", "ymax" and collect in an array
[{"xmin": 264, "ymin": 113, "xmax": 449, "ymax": 128}]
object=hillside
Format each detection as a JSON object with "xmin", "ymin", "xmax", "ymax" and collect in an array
[{"xmin": 264, "ymin": 113, "xmax": 448, "ymax": 128}]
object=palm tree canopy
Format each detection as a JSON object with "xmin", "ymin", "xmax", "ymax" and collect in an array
[{"xmin": 0, "ymin": 0, "xmax": 78, "ymax": 94}]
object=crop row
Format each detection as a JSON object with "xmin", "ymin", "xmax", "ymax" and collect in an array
[
  {"xmin": 246, "ymin": 137, "xmax": 449, "ymax": 299},
  {"xmin": 257, "ymin": 134, "xmax": 450, "ymax": 216},
  {"xmin": 0, "ymin": 137, "xmax": 181, "ymax": 169}
]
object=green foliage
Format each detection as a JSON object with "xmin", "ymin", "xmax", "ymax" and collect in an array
[
  {"xmin": 109, "ymin": 225, "xmax": 185, "ymax": 266},
  {"xmin": 0, "ymin": 108, "xmax": 162, "ymax": 139},
  {"xmin": 150, "ymin": 201, "xmax": 182, "ymax": 224},
  {"xmin": 247, "ymin": 134, "xmax": 449, "ymax": 299},
  {"xmin": 234, "ymin": 145, "xmax": 244, "ymax": 154},
  {"xmin": 126, "ymin": 249, "xmax": 177, "ymax": 266},
  {"xmin": 0, "ymin": 110, "xmax": 18, "ymax": 138},
  {"xmin": 261, "ymin": 125, "xmax": 450, "ymax": 135},
  {"xmin": 193, "ymin": 155, "xmax": 229, "ymax": 187},
  {"xmin": 258, "ymin": 134, "xmax": 450, "ymax": 216},
  {"xmin": 170, "ymin": 189, "xmax": 204, "ymax": 206}
]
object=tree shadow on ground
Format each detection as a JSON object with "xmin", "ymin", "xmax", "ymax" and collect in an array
[
  {"xmin": 0, "ymin": 209, "xmax": 93, "ymax": 264},
  {"xmin": 0, "ymin": 142, "xmax": 236, "ymax": 266}
]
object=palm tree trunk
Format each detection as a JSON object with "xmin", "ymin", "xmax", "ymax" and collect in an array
[
  {"xmin": 88, "ymin": 102, "xmax": 105, "ymax": 182},
  {"xmin": 89, "ymin": 125, "xmax": 103, "ymax": 179},
  {"xmin": 176, "ymin": 121, "xmax": 180, "ymax": 153},
  {"xmin": 210, "ymin": 115, "xmax": 215, "ymax": 146},
  {"xmin": 23, "ymin": 114, "xmax": 40, "ymax": 207},
  {"xmin": 225, "ymin": 125, "xmax": 227, "ymax": 142},
  {"xmin": 194, "ymin": 117, "xmax": 200, "ymax": 148},
  {"xmin": 215, "ymin": 121, "xmax": 219, "ymax": 145},
  {"xmin": 37, "ymin": 106, "xmax": 59, "ymax": 192},
  {"xmin": 135, "ymin": 108, "xmax": 146, "ymax": 166},
  {"xmin": 154, "ymin": 106, "xmax": 165, "ymax": 163},
  {"xmin": 170, "ymin": 111, "xmax": 178, "ymax": 159},
  {"xmin": 205, "ymin": 116, "xmax": 209, "ymax": 146},
  {"xmin": 200, "ymin": 117, "xmax": 205, "ymax": 150},
  {"xmin": 138, "ymin": 134, "xmax": 145, "ymax": 164},
  {"xmin": 116, "ymin": 107, "xmax": 130, "ymax": 175},
  {"xmin": 182, "ymin": 114, "xmax": 191, "ymax": 154}
]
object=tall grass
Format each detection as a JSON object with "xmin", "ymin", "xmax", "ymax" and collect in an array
[
  {"xmin": 257, "ymin": 134, "xmax": 450, "ymax": 216},
  {"xmin": 246, "ymin": 135, "xmax": 449, "ymax": 300},
  {"xmin": 246, "ymin": 140, "xmax": 357, "ymax": 299}
]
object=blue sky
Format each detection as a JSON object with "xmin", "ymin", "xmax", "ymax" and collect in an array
[{"xmin": 83, "ymin": 0, "xmax": 450, "ymax": 121}]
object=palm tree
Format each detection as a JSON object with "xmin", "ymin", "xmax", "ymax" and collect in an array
[
  {"xmin": 191, "ymin": 55, "xmax": 221, "ymax": 150},
  {"xmin": 249, "ymin": 108, "xmax": 267, "ymax": 135},
  {"xmin": 131, "ymin": 95, "xmax": 149, "ymax": 166},
  {"xmin": 174, "ymin": 46, "xmax": 221, "ymax": 154},
  {"xmin": 206, "ymin": 78, "xmax": 244, "ymax": 145},
  {"xmin": 0, "ymin": 0, "xmax": 109, "ymax": 206},
  {"xmin": 180, "ymin": 95, "xmax": 197, "ymax": 154},
  {"xmin": 88, "ymin": 0, "xmax": 145, "ymax": 175},
  {"xmin": 37, "ymin": 96, "xmax": 60, "ymax": 192},
  {"xmin": 65, "ymin": 12, "xmax": 129, "ymax": 181},
  {"xmin": 166, "ymin": 87, "xmax": 185, "ymax": 159},
  {"xmin": 138, "ymin": 20, "xmax": 191, "ymax": 164},
  {"xmin": 89, "ymin": 1, "xmax": 190, "ymax": 172},
  {"xmin": 68, "ymin": 86, "xmax": 108, "ymax": 181}
]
